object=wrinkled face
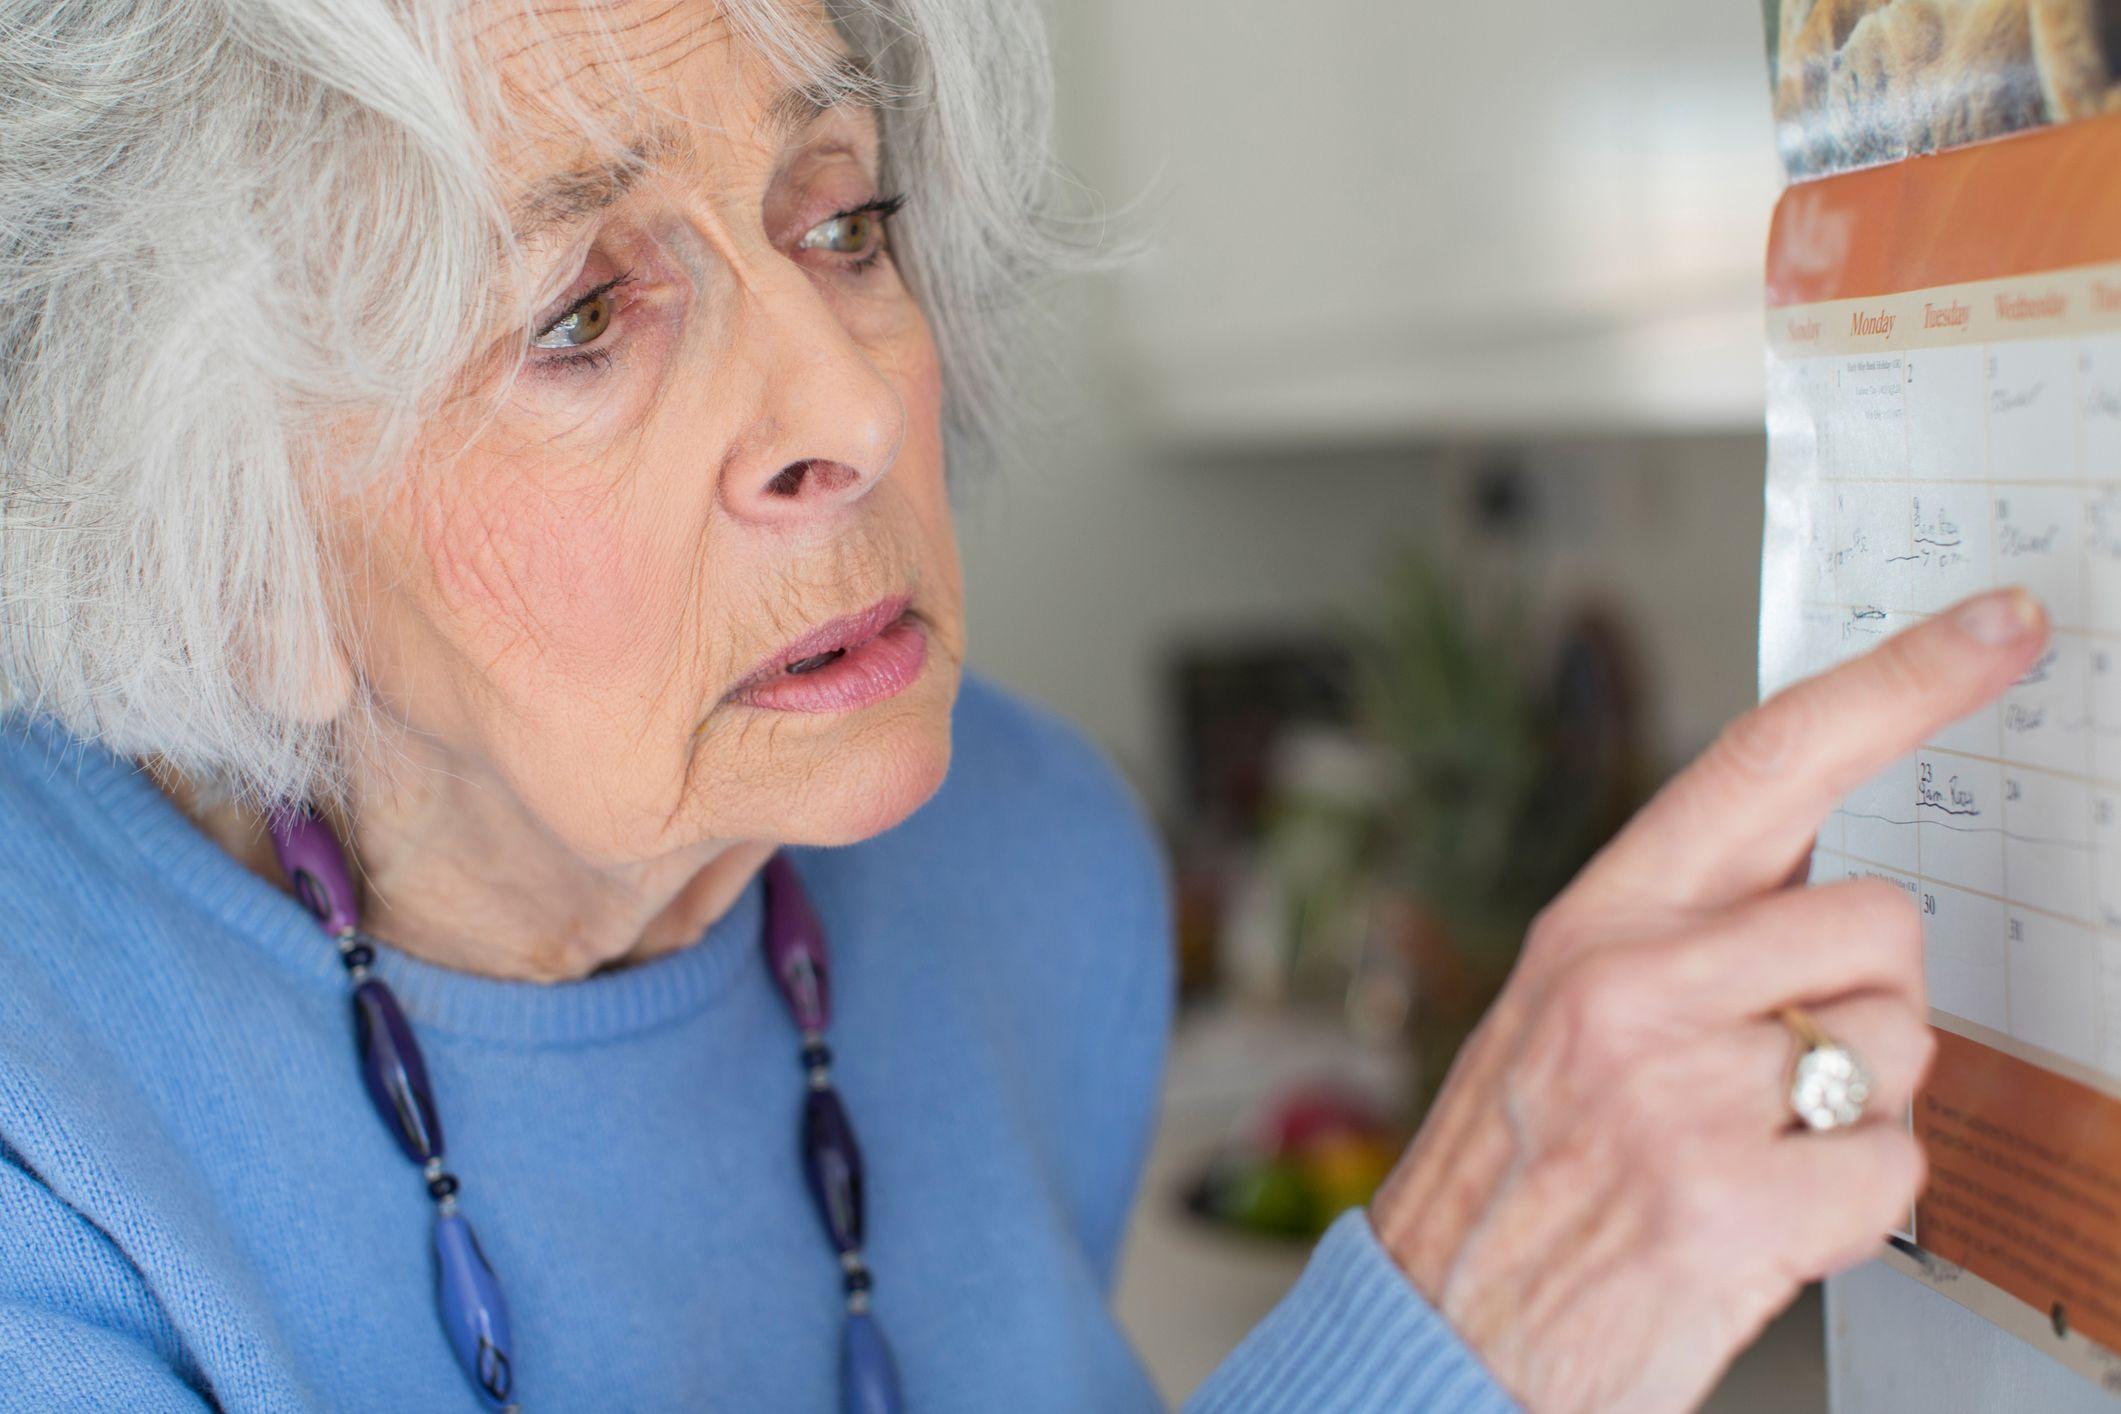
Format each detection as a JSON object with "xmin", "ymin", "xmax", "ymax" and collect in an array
[{"xmin": 330, "ymin": 0, "xmax": 963, "ymax": 862}]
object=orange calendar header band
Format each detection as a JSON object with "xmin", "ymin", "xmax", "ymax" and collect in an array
[
  {"xmin": 1763, "ymin": 263, "xmax": 2121, "ymax": 357},
  {"xmin": 1769, "ymin": 112, "xmax": 2121, "ymax": 309}
]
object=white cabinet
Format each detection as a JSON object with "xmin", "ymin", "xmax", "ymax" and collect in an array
[{"xmin": 1067, "ymin": 0, "xmax": 1783, "ymax": 442}]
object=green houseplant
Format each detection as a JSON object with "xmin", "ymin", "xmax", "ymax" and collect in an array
[{"xmin": 1353, "ymin": 548, "xmax": 1644, "ymax": 1115}]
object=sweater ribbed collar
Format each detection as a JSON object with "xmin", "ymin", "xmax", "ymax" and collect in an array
[{"xmin": 5, "ymin": 714, "xmax": 767, "ymax": 1045}]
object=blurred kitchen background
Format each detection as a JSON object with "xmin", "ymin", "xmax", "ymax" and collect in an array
[{"xmin": 949, "ymin": 0, "xmax": 1807, "ymax": 1406}]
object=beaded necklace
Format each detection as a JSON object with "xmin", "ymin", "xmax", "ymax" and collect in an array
[{"xmin": 266, "ymin": 807, "xmax": 902, "ymax": 1413}]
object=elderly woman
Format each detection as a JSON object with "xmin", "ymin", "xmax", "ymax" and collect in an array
[{"xmin": 0, "ymin": 1, "xmax": 2050, "ymax": 1411}]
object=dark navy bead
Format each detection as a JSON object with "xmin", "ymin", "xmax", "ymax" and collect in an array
[
  {"xmin": 841, "ymin": 1310, "xmax": 903, "ymax": 1414},
  {"xmin": 843, "ymin": 1266, "xmax": 873, "ymax": 1294},
  {"xmin": 341, "ymin": 942, "xmax": 376, "ymax": 972},
  {"xmin": 427, "ymin": 1171, "xmax": 460, "ymax": 1201},
  {"xmin": 434, "ymin": 1211, "xmax": 514, "ymax": 1410},
  {"xmin": 352, "ymin": 977, "xmax": 444, "ymax": 1165},
  {"xmin": 801, "ymin": 1040, "xmax": 833, "ymax": 1072},
  {"xmin": 802, "ymin": 1084, "xmax": 864, "ymax": 1253}
]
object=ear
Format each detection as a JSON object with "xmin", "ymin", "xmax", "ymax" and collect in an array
[
  {"xmin": 286, "ymin": 630, "xmax": 358, "ymax": 725},
  {"xmin": 247, "ymin": 595, "xmax": 358, "ymax": 727},
  {"xmin": 268, "ymin": 422, "xmax": 383, "ymax": 730}
]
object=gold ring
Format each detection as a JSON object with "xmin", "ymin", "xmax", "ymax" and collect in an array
[{"xmin": 1780, "ymin": 1006, "xmax": 1872, "ymax": 1132}]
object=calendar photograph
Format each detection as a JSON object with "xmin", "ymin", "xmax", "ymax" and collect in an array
[{"xmin": 1769, "ymin": 0, "xmax": 2121, "ymax": 179}]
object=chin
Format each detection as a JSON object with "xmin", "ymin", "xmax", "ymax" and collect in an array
[
  {"xmin": 791, "ymin": 722, "xmax": 954, "ymax": 846},
  {"xmin": 716, "ymin": 654, "xmax": 961, "ymax": 849}
]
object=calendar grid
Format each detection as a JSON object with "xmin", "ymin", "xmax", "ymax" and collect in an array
[{"xmin": 1768, "ymin": 262, "xmax": 2121, "ymax": 1088}]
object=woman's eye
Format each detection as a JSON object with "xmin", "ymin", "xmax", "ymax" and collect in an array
[
  {"xmin": 532, "ymin": 289, "xmax": 614, "ymax": 350},
  {"xmin": 797, "ymin": 195, "xmax": 905, "ymax": 265},
  {"xmin": 800, "ymin": 212, "xmax": 880, "ymax": 256},
  {"xmin": 531, "ymin": 274, "xmax": 634, "ymax": 352}
]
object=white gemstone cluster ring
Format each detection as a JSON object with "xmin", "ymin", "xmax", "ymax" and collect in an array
[{"xmin": 1781, "ymin": 1006, "xmax": 1873, "ymax": 1132}]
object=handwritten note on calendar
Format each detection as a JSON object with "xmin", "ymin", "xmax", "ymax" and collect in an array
[{"xmin": 1760, "ymin": 116, "xmax": 2121, "ymax": 1383}]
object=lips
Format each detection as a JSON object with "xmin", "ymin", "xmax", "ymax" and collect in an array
[{"xmin": 725, "ymin": 593, "xmax": 929, "ymax": 714}]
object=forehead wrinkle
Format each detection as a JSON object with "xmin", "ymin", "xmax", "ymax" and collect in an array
[
  {"xmin": 470, "ymin": 0, "xmax": 695, "ymax": 64},
  {"xmin": 502, "ymin": 54, "xmax": 880, "ymax": 245}
]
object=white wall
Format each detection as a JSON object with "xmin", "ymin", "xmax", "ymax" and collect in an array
[
  {"xmin": 1829, "ymin": 1262, "xmax": 2114, "ymax": 1412},
  {"xmin": 955, "ymin": 327, "xmax": 1771, "ymax": 813},
  {"xmin": 951, "ymin": 0, "xmax": 1773, "ymax": 813}
]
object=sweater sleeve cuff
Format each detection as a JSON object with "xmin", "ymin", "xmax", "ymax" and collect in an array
[{"xmin": 1183, "ymin": 1207, "xmax": 1521, "ymax": 1414}]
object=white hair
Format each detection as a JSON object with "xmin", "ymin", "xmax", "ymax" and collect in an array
[{"xmin": 0, "ymin": 0, "xmax": 1092, "ymax": 806}]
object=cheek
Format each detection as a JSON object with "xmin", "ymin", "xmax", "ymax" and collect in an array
[
  {"xmin": 892, "ymin": 339, "xmax": 958, "ymax": 556},
  {"xmin": 414, "ymin": 463, "xmax": 676, "ymax": 683},
  {"xmin": 901, "ymin": 332, "xmax": 944, "ymax": 432}
]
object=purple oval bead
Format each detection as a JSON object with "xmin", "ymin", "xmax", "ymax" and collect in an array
[
  {"xmin": 434, "ymin": 1211, "xmax": 514, "ymax": 1410},
  {"xmin": 842, "ymin": 1311, "xmax": 903, "ymax": 1414},
  {"xmin": 266, "ymin": 804, "xmax": 360, "ymax": 937},
  {"xmin": 802, "ymin": 1084, "xmax": 864, "ymax": 1253},
  {"xmin": 353, "ymin": 977, "xmax": 444, "ymax": 1165},
  {"xmin": 763, "ymin": 854, "xmax": 831, "ymax": 1032}
]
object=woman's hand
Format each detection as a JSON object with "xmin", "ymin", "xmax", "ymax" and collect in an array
[{"xmin": 1367, "ymin": 587, "xmax": 2051, "ymax": 1414}]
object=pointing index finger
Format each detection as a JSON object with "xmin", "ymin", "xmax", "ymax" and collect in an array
[{"xmin": 1573, "ymin": 588, "xmax": 2049, "ymax": 915}]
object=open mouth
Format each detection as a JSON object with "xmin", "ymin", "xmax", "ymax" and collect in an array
[
  {"xmin": 786, "ymin": 647, "xmax": 849, "ymax": 675},
  {"xmin": 725, "ymin": 593, "xmax": 929, "ymax": 714}
]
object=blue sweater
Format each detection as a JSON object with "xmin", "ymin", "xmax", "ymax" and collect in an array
[{"xmin": 0, "ymin": 676, "xmax": 1514, "ymax": 1412}]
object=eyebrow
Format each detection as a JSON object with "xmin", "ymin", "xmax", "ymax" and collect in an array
[{"xmin": 506, "ymin": 55, "xmax": 881, "ymax": 244}]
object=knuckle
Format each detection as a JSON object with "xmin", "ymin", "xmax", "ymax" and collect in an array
[
  {"xmin": 1901, "ymin": 1014, "xmax": 1939, "ymax": 1083},
  {"xmin": 1660, "ymin": 1133, "xmax": 1746, "ymax": 1231},
  {"xmin": 1864, "ymin": 1006, "xmax": 1937, "ymax": 1096},
  {"xmin": 1879, "ymin": 1130, "xmax": 1928, "ymax": 1211},
  {"xmin": 1710, "ymin": 690, "xmax": 1808, "ymax": 786},
  {"xmin": 1834, "ymin": 878, "xmax": 1925, "ymax": 969},
  {"xmin": 1599, "ymin": 1054, "xmax": 1666, "ymax": 1133},
  {"xmin": 1549, "ymin": 953, "xmax": 1647, "ymax": 1073},
  {"xmin": 1837, "ymin": 874, "xmax": 1914, "ymax": 924},
  {"xmin": 1867, "ymin": 630, "xmax": 1939, "ymax": 702},
  {"xmin": 1668, "ymin": 1158, "xmax": 1735, "ymax": 1232},
  {"xmin": 1520, "ymin": 902, "xmax": 1571, "ymax": 966},
  {"xmin": 1794, "ymin": 1132, "xmax": 1926, "ymax": 1259}
]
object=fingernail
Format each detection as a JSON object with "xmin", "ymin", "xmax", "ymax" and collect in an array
[{"xmin": 1951, "ymin": 588, "xmax": 2043, "ymax": 645}]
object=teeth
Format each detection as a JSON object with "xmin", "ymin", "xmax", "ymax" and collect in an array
[{"xmin": 785, "ymin": 648, "xmax": 847, "ymax": 676}]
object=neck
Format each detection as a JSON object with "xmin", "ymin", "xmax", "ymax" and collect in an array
[{"xmin": 160, "ymin": 762, "xmax": 776, "ymax": 984}]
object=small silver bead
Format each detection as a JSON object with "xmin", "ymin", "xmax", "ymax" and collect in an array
[
  {"xmin": 807, "ymin": 1067, "xmax": 831, "ymax": 1091},
  {"xmin": 846, "ymin": 1289, "xmax": 871, "ymax": 1315}
]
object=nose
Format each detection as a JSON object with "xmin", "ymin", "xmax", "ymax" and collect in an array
[{"xmin": 716, "ymin": 265, "xmax": 906, "ymax": 526}]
